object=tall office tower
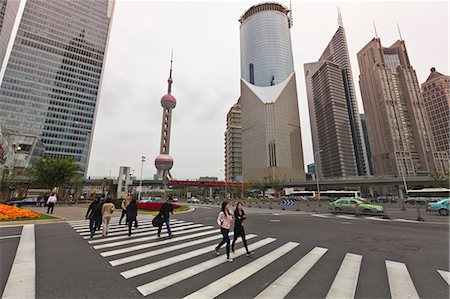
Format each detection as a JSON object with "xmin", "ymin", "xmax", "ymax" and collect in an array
[
  {"xmin": 360, "ymin": 114, "xmax": 374, "ymax": 175},
  {"xmin": 239, "ymin": 2, "xmax": 305, "ymax": 182},
  {"xmin": 421, "ymin": 68, "xmax": 449, "ymax": 154},
  {"xmin": 357, "ymin": 38, "xmax": 449, "ymax": 176},
  {"xmin": 304, "ymin": 13, "xmax": 368, "ymax": 178},
  {"xmin": 0, "ymin": 0, "xmax": 115, "ymax": 176},
  {"xmin": 224, "ymin": 102, "xmax": 242, "ymax": 182}
]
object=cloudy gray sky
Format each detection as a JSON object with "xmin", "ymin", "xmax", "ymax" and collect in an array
[{"xmin": 87, "ymin": 0, "xmax": 449, "ymax": 180}]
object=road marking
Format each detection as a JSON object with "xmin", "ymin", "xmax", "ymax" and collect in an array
[
  {"xmin": 438, "ymin": 270, "xmax": 450, "ymax": 285},
  {"xmin": 137, "ymin": 238, "xmax": 276, "ymax": 296},
  {"xmin": 393, "ymin": 219, "xmax": 420, "ymax": 223},
  {"xmin": 183, "ymin": 242, "xmax": 299, "ymax": 299},
  {"xmin": 93, "ymin": 224, "xmax": 207, "ymax": 249},
  {"xmin": 0, "ymin": 235, "xmax": 21, "ymax": 240},
  {"xmin": 255, "ymin": 247, "xmax": 327, "ymax": 299},
  {"xmin": 75, "ymin": 219, "xmax": 167, "ymax": 233},
  {"xmin": 110, "ymin": 231, "xmax": 233, "ymax": 266},
  {"xmin": 386, "ymin": 260, "xmax": 420, "ymax": 299},
  {"xmin": 337, "ymin": 215, "xmax": 356, "ymax": 220},
  {"xmin": 270, "ymin": 219, "xmax": 281, "ymax": 222},
  {"xmin": 326, "ymin": 253, "xmax": 362, "ymax": 299},
  {"xmin": 2, "ymin": 225, "xmax": 35, "ymax": 299},
  {"xmin": 364, "ymin": 217, "xmax": 390, "ymax": 222},
  {"xmin": 312, "ymin": 214, "xmax": 332, "ymax": 218},
  {"xmin": 101, "ymin": 229, "xmax": 218, "ymax": 257},
  {"xmin": 121, "ymin": 234, "xmax": 256, "ymax": 278}
]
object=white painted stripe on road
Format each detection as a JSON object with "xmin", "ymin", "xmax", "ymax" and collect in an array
[
  {"xmin": 121, "ymin": 234, "xmax": 257, "ymax": 278},
  {"xmin": 87, "ymin": 222, "xmax": 191, "ymax": 243},
  {"xmin": 68, "ymin": 216, "xmax": 166, "ymax": 225},
  {"xmin": 101, "ymin": 229, "xmax": 219, "ymax": 257},
  {"xmin": 438, "ymin": 270, "xmax": 450, "ymax": 285},
  {"xmin": 137, "ymin": 238, "xmax": 276, "ymax": 296},
  {"xmin": 326, "ymin": 253, "xmax": 362, "ymax": 299},
  {"xmin": 336, "ymin": 215, "xmax": 356, "ymax": 220},
  {"xmin": 94, "ymin": 224, "xmax": 209, "ymax": 249},
  {"xmin": 364, "ymin": 217, "xmax": 390, "ymax": 222},
  {"xmin": 2, "ymin": 225, "xmax": 35, "ymax": 299},
  {"xmin": 111, "ymin": 232, "xmax": 239, "ymax": 266},
  {"xmin": 81, "ymin": 221, "xmax": 186, "ymax": 238},
  {"xmin": 393, "ymin": 219, "xmax": 420, "ymax": 223},
  {"xmin": 312, "ymin": 214, "xmax": 332, "ymax": 218},
  {"xmin": 0, "ymin": 235, "xmax": 21, "ymax": 240},
  {"xmin": 255, "ymin": 246, "xmax": 328, "ymax": 299},
  {"xmin": 183, "ymin": 242, "xmax": 299, "ymax": 299},
  {"xmin": 386, "ymin": 260, "xmax": 420, "ymax": 299},
  {"xmin": 75, "ymin": 219, "xmax": 156, "ymax": 232}
]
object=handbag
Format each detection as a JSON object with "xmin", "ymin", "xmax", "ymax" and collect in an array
[{"xmin": 152, "ymin": 214, "xmax": 162, "ymax": 227}]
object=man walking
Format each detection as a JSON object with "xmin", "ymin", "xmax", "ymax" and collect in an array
[
  {"xmin": 157, "ymin": 197, "xmax": 174, "ymax": 239},
  {"xmin": 46, "ymin": 193, "xmax": 57, "ymax": 214},
  {"xmin": 86, "ymin": 196, "xmax": 103, "ymax": 238}
]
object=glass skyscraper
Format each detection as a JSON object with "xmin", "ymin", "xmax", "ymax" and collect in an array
[{"xmin": 0, "ymin": 0, "xmax": 115, "ymax": 175}]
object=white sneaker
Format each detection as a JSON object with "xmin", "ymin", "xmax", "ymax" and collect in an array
[
  {"xmin": 215, "ymin": 248, "xmax": 220, "ymax": 255},
  {"xmin": 227, "ymin": 257, "xmax": 233, "ymax": 262}
]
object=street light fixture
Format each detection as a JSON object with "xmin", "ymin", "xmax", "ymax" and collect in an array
[
  {"xmin": 314, "ymin": 150, "xmax": 323, "ymax": 209},
  {"xmin": 138, "ymin": 156, "xmax": 146, "ymax": 201}
]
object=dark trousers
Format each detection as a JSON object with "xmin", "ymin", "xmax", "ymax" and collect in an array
[
  {"xmin": 128, "ymin": 219, "xmax": 138, "ymax": 235},
  {"xmin": 47, "ymin": 202, "xmax": 54, "ymax": 214},
  {"xmin": 157, "ymin": 218, "xmax": 171, "ymax": 237},
  {"xmin": 119, "ymin": 209, "xmax": 127, "ymax": 224},
  {"xmin": 216, "ymin": 228, "xmax": 230, "ymax": 258},
  {"xmin": 89, "ymin": 216, "xmax": 102, "ymax": 236},
  {"xmin": 232, "ymin": 226, "xmax": 249, "ymax": 253}
]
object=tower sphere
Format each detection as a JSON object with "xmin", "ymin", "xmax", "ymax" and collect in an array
[
  {"xmin": 155, "ymin": 154, "xmax": 174, "ymax": 171},
  {"xmin": 161, "ymin": 94, "xmax": 176, "ymax": 109}
]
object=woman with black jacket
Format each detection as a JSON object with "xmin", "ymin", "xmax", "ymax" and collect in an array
[
  {"xmin": 126, "ymin": 198, "xmax": 138, "ymax": 236},
  {"xmin": 231, "ymin": 202, "xmax": 253, "ymax": 256}
]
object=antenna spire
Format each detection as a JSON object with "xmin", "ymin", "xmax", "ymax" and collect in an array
[
  {"xmin": 337, "ymin": 6, "xmax": 343, "ymax": 27},
  {"xmin": 397, "ymin": 23, "xmax": 403, "ymax": 40},
  {"xmin": 373, "ymin": 20, "xmax": 378, "ymax": 38},
  {"xmin": 168, "ymin": 48, "xmax": 173, "ymax": 94}
]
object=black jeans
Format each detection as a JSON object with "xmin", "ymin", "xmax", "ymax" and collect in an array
[
  {"xmin": 47, "ymin": 202, "xmax": 54, "ymax": 214},
  {"xmin": 119, "ymin": 209, "xmax": 127, "ymax": 224},
  {"xmin": 232, "ymin": 226, "xmax": 249, "ymax": 253},
  {"xmin": 128, "ymin": 219, "xmax": 138, "ymax": 235},
  {"xmin": 216, "ymin": 228, "xmax": 230, "ymax": 258},
  {"xmin": 90, "ymin": 216, "xmax": 102, "ymax": 235}
]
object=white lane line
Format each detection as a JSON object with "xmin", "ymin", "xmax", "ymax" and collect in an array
[
  {"xmin": 75, "ymin": 219, "xmax": 158, "ymax": 233},
  {"xmin": 101, "ymin": 229, "xmax": 218, "ymax": 257},
  {"xmin": 121, "ymin": 234, "xmax": 257, "ymax": 278},
  {"xmin": 336, "ymin": 215, "xmax": 356, "ymax": 220},
  {"xmin": 87, "ymin": 222, "xmax": 191, "ymax": 243},
  {"xmin": 270, "ymin": 220, "xmax": 281, "ymax": 222},
  {"xmin": 386, "ymin": 260, "xmax": 420, "ymax": 299},
  {"xmin": 137, "ymin": 238, "xmax": 276, "ymax": 296},
  {"xmin": 2, "ymin": 225, "xmax": 35, "ymax": 299},
  {"xmin": 364, "ymin": 217, "xmax": 390, "ymax": 222},
  {"xmin": 183, "ymin": 242, "xmax": 300, "ymax": 299},
  {"xmin": 438, "ymin": 270, "xmax": 450, "ymax": 285},
  {"xmin": 255, "ymin": 246, "xmax": 328, "ymax": 299},
  {"xmin": 112, "ymin": 232, "xmax": 238, "ymax": 266},
  {"xmin": 326, "ymin": 253, "xmax": 362, "ymax": 299},
  {"xmin": 312, "ymin": 214, "xmax": 332, "ymax": 218},
  {"xmin": 94, "ymin": 224, "xmax": 209, "ymax": 249},
  {"xmin": 68, "ymin": 216, "xmax": 169, "ymax": 226},
  {"xmin": 393, "ymin": 219, "xmax": 420, "ymax": 223},
  {"xmin": 0, "ymin": 235, "xmax": 21, "ymax": 240}
]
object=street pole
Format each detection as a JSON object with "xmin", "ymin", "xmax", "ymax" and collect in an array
[
  {"xmin": 398, "ymin": 157, "xmax": 408, "ymax": 211},
  {"xmin": 138, "ymin": 156, "xmax": 146, "ymax": 201},
  {"xmin": 314, "ymin": 150, "xmax": 323, "ymax": 211}
]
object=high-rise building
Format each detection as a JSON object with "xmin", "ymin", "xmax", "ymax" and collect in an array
[
  {"xmin": 360, "ymin": 113, "xmax": 374, "ymax": 175},
  {"xmin": 304, "ymin": 14, "xmax": 368, "ymax": 178},
  {"xmin": 239, "ymin": 2, "xmax": 305, "ymax": 182},
  {"xmin": 224, "ymin": 102, "xmax": 242, "ymax": 182},
  {"xmin": 421, "ymin": 68, "xmax": 449, "ymax": 154},
  {"xmin": 357, "ymin": 38, "xmax": 448, "ymax": 176},
  {"xmin": 0, "ymin": 0, "xmax": 115, "ymax": 176}
]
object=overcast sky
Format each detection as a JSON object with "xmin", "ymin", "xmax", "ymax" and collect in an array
[{"xmin": 87, "ymin": 0, "xmax": 449, "ymax": 180}]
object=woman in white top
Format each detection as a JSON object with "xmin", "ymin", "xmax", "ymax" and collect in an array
[
  {"xmin": 101, "ymin": 198, "xmax": 115, "ymax": 237},
  {"xmin": 215, "ymin": 201, "xmax": 233, "ymax": 262}
]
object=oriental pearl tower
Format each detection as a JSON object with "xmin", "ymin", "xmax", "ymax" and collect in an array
[{"xmin": 154, "ymin": 55, "xmax": 176, "ymax": 183}]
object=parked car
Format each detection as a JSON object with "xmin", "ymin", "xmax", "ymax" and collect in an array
[
  {"xmin": 427, "ymin": 198, "xmax": 449, "ymax": 216},
  {"xmin": 330, "ymin": 197, "xmax": 384, "ymax": 214},
  {"xmin": 371, "ymin": 196, "xmax": 397, "ymax": 203},
  {"xmin": 187, "ymin": 197, "xmax": 200, "ymax": 203},
  {"xmin": 403, "ymin": 198, "xmax": 429, "ymax": 205},
  {"xmin": 171, "ymin": 197, "xmax": 178, "ymax": 202},
  {"xmin": 8, "ymin": 197, "xmax": 39, "ymax": 207}
]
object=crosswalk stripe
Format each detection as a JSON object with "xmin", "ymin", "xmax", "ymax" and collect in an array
[
  {"xmin": 2, "ymin": 225, "xmax": 35, "ymax": 299},
  {"xmin": 68, "ymin": 216, "xmax": 172, "ymax": 225},
  {"xmin": 438, "ymin": 270, "xmax": 450, "ymax": 285},
  {"xmin": 93, "ymin": 225, "xmax": 210, "ymax": 249},
  {"xmin": 386, "ymin": 260, "xmax": 420, "ymax": 299},
  {"xmin": 81, "ymin": 221, "xmax": 188, "ymax": 238},
  {"xmin": 393, "ymin": 219, "xmax": 420, "ymax": 223},
  {"xmin": 75, "ymin": 219, "xmax": 164, "ymax": 233},
  {"xmin": 364, "ymin": 217, "xmax": 390, "ymax": 222},
  {"xmin": 111, "ymin": 232, "xmax": 240, "ymax": 266},
  {"xmin": 136, "ymin": 237, "xmax": 276, "ymax": 296},
  {"xmin": 87, "ymin": 222, "xmax": 192, "ymax": 243},
  {"xmin": 312, "ymin": 214, "xmax": 332, "ymax": 218},
  {"xmin": 255, "ymin": 247, "xmax": 328, "ymax": 299},
  {"xmin": 101, "ymin": 229, "xmax": 219, "ymax": 257},
  {"xmin": 183, "ymin": 241, "xmax": 300, "ymax": 299},
  {"xmin": 336, "ymin": 215, "xmax": 356, "ymax": 220},
  {"xmin": 121, "ymin": 234, "xmax": 257, "ymax": 278},
  {"xmin": 325, "ymin": 253, "xmax": 362, "ymax": 299}
]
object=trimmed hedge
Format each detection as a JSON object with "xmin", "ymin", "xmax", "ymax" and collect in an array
[{"xmin": 137, "ymin": 202, "xmax": 180, "ymax": 211}]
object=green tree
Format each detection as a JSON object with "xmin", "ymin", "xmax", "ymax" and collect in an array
[
  {"xmin": 0, "ymin": 166, "xmax": 13, "ymax": 201},
  {"xmin": 430, "ymin": 170, "xmax": 449, "ymax": 188},
  {"xmin": 29, "ymin": 157, "xmax": 80, "ymax": 192}
]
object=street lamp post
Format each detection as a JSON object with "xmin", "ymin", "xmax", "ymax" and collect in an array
[
  {"xmin": 138, "ymin": 156, "xmax": 146, "ymax": 201},
  {"xmin": 219, "ymin": 169, "xmax": 227, "ymax": 200},
  {"xmin": 241, "ymin": 171, "xmax": 248, "ymax": 200},
  {"xmin": 314, "ymin": 150, "xmax": 323, "ymax": 210}
]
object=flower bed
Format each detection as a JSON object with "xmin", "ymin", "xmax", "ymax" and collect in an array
[
  {"xmin": 137, "ymin": 202, "xmax": 180, "ymax": 211},
  {"xmin": 0, "ymin": 204, "xmax": 40, "ymax": 221}
]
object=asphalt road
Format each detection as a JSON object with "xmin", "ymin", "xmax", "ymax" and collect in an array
[{"xmin": 0, "ymin": 205, "xmax": 449, "ymax": 299}]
